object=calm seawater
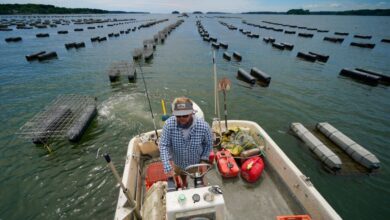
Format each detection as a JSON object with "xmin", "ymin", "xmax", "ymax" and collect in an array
[{"xmin": 0, "ymin": 14, "xmax": 389, "ymax": 219}]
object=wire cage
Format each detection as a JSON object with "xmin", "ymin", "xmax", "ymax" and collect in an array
[
  {"xmin": 108, "ymin": 61, "xmax": 136, "ymax": 77},
  {"xmin": 17, "ymin": 94, "xmax": 97, "ymax": 144}
]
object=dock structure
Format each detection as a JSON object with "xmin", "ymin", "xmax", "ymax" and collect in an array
[{"xmin": 18, "ymin": 95, "xmax": 97, "ymax": 145}]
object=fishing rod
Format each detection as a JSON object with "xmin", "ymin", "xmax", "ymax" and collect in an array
[
  {"xmin": 212, "ymin": 50, "xmax": 221, "ymax": 119},
  {"xmin": 137, "ymin": 62, "xmax": 159, "ymax": 140},
  {"xmin": 212, "ymin": 50, "xmax": 222, "ymax": 133}
]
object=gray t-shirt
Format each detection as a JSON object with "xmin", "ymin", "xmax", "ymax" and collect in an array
[{"xmin": 181, "ymin": 116, "xmax": 197, "ymax": 140}]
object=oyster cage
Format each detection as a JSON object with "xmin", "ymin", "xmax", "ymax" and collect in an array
[
  {"xmin": 17, "ymin": 94, "xmax": 97, "ymax": 144},
  {"xmin": 108, "ymin": 61, "xmax": 135, "ymax": 76}
]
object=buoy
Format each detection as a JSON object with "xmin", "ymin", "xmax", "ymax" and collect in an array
[
  {"xmin": 334, "ymin": 32, "xmax": 349, "ymax": 36},
  {"xmin": 263, "ymin": 37, "xmax": 275, "ymax": 43},
  {"xmin": 324, "ymin": 36, "xmax": 344, "ymax": 43},
  {"xmin": 75, "ymin": 42, "xmax": 85, "ymax": 49},
  {"xmin": 284, "ymin": 30, "xmax": 296, "ymax": 34},
  {"xmin": 281, "ymin": 42, "xmax": 294, "ymax": 50},
  {"xmin": 290, "ymin": 123, "xmax": 342, "ymax": 171},
  {"xmin": 250, "ymin": 67, "xmax": 271, "ymax": 86},
  {"xmin": 26, "ymin": 51, "xmax": 46, "ymax": 61},
  {"xmin": 98, "ymin": 36, "xmax": 107, "ymax": 42},
  {"xmin": 65, "ymin": 42, "xmax": 76, "ymax": 49},
  {"xmin": 350, "ymin": 42, "xmax": 375, "ymax": 49},
  {"xmin": 219, "ymin": 42, "xmax": 228, "ymax": 49},
  {"xmin": 223, "ymin": 52, "xmax": 231, "ymax": 61},
  {"xmin": 317, "ymin": 30, "xmax": 329, "ymax": 33},
  {"xmin": 298, "ymin": 33, "xmax": 314, "ymax": 38},
  {"xmin": 316, "ymin": 122, "xmax": 380, "ymax": 170},
  {"xmin": 37, "ymin": 52, "xmax": 58, "ymax": 61},
  {"xmin": 232, "ymin": 51, "xmax": 242, "ymax": 61},
  {"xmin": 67, "ymin": 105, "xmax": 97, "ymax": 142},
  {"xmin": 297, "ymin": 52, "xmax": 316, "ymax": 62},
  {"xmin": 237, "ymin": 68, "xmax": 255, "ymax": 84},
  {"xmin": 308, "ymin": 51, "xmax": 329, "ymax": 63},
  {"xmin": 354, "ymin": 35, "xmax": 372, "ymax": 39},
  {"xmin": 91, "ymin": 36, "xmax": 100, "ymax": 42},
  {"xmin": 210, "ymin": 37, "xmax": 217, "ymax": 42},
  {"xmin": 272, "ymin": 42, "xmax": 285, "ymax": 50},
  {"xmin": 339, "ymin": 68, "xmax": 379, "ymax": 86},
  {"xmin": 57, "ymin": 30, "xmax": 68, "ymax": 34},
  {"xmin": 5, "ymin": 37, "xmax": 22, "ymax": 42},
  {"xmin": 355, "ymin": 68, "xmax": 390, "ymax": 85},
  {"xmin": 36, "ymin": 33, "xmax": 49, "ymax": 38}
]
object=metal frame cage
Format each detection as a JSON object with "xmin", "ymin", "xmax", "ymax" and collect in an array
[{"xmin": 17, "ymin": 94, "xmax": 96, "ymax": 143}]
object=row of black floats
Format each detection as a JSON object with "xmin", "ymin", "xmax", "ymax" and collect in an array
[
  {"xmin": 25, "ymin": 51, "xmax": 58, "ymax": 61},
  {"xmin": 237, "ymin": 67, "xmax": 271, "ymax": 87},
  {"xmin": 132, "ymin": 19, "xmax": 185, "ymax": 62},
  {"xmin": 296, "ymin": 51, "xmax": 330, "ymax": 63},
  {"xmin": 196, "ymin": 20, "xmax": 242, "ymax": 62},
  {"xmin": 339, "ymin": 68, "xmax": 390, "ymax": 86}
]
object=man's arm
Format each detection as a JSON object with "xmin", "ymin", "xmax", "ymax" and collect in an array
[
  {"xmin": 200, "ymin": 126, "xmax": 213, "ymax": 162},
  {"xmin": 159, "ymin": 123, "xmax": 172, "ymax": 174}
]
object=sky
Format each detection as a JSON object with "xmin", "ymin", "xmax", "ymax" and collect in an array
[{"xmin": 1, "ymin": 0, "xmax": 389, "ymax": 13}]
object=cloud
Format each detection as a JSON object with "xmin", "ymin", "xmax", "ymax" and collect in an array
[
  {"xmin": 330, "ymin": 3, "xmax": 341, "ymax": 8},
  {"xmin": 377, "ymin": 1, "xmax": 388, "ymax": 6},
  {"xmin": 303, "ymin": 3, "xmax": 343, "ymax": 10}
]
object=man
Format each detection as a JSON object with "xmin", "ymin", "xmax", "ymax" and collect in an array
[{"xmin": 159, "ymin": 97, "xmax": 212, "ymax": 187}]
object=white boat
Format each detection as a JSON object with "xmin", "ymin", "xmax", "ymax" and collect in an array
[{"xmin": 113, "ymin": 103, "xmax": 342, "ymax": 220}]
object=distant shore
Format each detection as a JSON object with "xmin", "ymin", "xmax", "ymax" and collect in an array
[
  {"xmin": 0, "ymin": 4, "xmax": 149, "ymax": 15},
  {"xmin": 243, "ymin": 9, "xmax": 390, "ymax": 16}
]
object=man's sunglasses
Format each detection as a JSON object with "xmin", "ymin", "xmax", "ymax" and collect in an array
[{"xmin": 176, "ymin": 114, "xmax": 191, "ymax": 118}]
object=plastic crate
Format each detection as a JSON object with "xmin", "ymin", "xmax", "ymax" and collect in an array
[
  {"xmin": 276, "ymin": 215, "xmax": 311, "ymax": 220},
  {"xmin": 145, "ymin": 162, "xmax": 169, "ymax": 190}
]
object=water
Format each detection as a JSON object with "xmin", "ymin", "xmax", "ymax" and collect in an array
[{"xmin": 0, "ymin": 14, "xmax": 389, "ymax": 219}]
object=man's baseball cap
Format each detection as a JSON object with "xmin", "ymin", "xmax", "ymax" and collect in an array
[{"xmin": 172, "ymin": 98, "xmax": 194, "ymax": 116}]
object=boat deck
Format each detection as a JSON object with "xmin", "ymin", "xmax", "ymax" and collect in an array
[{"xmin": 187, "ymin": 165, "xmax": 305, "ymax": 219}]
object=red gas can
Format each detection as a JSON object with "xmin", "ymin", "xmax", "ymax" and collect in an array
[
  {"xmin": 240, "ymin": 156, "xmax": 264, "ymax": 183},
  {"xmin": 215, "ymin": 149, "xmax": 240, "ymax": 178},
  {"xmin": 209, "ymin": 150, "xmax": 215, "ymax": 164}
]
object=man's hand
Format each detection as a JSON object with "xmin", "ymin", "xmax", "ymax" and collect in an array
[
  {"xmin": 199, "ymin": 160, "xmax": 209, "ymax": 173},
  {"xmin": 166, "ymin": 170, "xmax": 175, "ymax": 178}
]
